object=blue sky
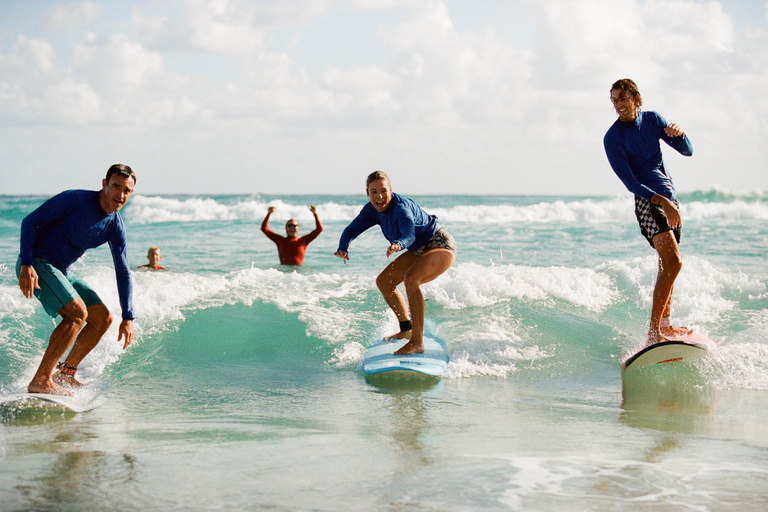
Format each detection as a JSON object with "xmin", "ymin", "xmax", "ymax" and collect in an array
[{"xmin": 1, "ymin": 0, "xmax": 766, "ymax": 196}]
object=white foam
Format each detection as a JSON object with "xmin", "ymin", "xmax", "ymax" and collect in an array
[
  {"xmin": 429, "ymin": 197, "xmax": 632, "ymax": 225},
  {"xmin": 683, "ymin": 200, "xmax": 768, "ymax": 221},
  {"xmin": 434, "ymin": 261, "xmax": 618, "ymax": 312},
  {"xmin": 128, "ymin": 196, "xmax": 241, "ymax": 223},
  {"xmin": 500, "ymin": 455, "xmax": 768, "ymax": 509},
  {"xmin": 125, "ymin": 195, "xmax": 363, "ymax": 224},
  {"xmin": 702, "ymin": 342, "xmax": 768, "ymax": 391},
  {"xmin": 329, "ymin": 341, "xmax": 366, "ymax": 370},
  {"xmin": 124, "ymin": 194, "xmax": 768, "ymax": 226},
  {"xmin": 0, "ymin": 282, "xmax": 38, "ymax": 320},
  {"xmin": 5, "ymin": 250, "xmax": 763, "ymax": 386},
  {"xmin": 598, "ymin": 255, "xmax": 766, "ymax": 330}
]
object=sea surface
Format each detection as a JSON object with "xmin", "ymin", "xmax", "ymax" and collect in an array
[{"xmin": 1, "ymin": 191, "xmax": 767, "ymax": 511}]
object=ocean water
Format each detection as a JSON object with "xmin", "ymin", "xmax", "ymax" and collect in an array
[{"xmin": 1, "ymin": 191, "xmax": 767, "ymax": 511}]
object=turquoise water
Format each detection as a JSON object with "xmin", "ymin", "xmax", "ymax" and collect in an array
[{"xmin": 1, "ymin": 191, "xmax": 768, "ymax": 510}]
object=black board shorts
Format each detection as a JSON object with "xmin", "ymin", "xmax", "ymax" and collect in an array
[{"xmin": 634, "ymin": 196, "xmax": 681, "ymax": 248}]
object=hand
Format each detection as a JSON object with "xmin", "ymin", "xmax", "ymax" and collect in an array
[
  {"xmin": 118, "ymin": 319, "xmax": 134, "ymax": 350},
  {"xmin": 386, "ymin": 243, "xmax": 402, "ymax": 258},
  {"xmin": 267, "ymin": 206, "xmax": 276, "ymax": 214},
  {"xmin": 309, "ymin": 205, "xmax": 317, "ymax": 214},
  {"xmin": 334, "ymin": 250, "xmax": 349, "ymax": 261},
  {"xmin": 664, "ymin": 123, "xmax": 684, "ymax": 138},
  {"xmin": 657, "ymin": 196, "xmax": 681, "ymax": 228},
  {"xmin": 18, "ymin": 265, "xmax": 40, "ymax": 298}
]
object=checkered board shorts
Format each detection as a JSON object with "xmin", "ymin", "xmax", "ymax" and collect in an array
[{"xmin": 634, "ymin": 196, "xmax": 681, "ymax": 248}]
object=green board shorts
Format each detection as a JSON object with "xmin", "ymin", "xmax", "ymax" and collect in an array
[{"xmin": 16, "ymin": 257, "xmax": 103, "ymax": 318}]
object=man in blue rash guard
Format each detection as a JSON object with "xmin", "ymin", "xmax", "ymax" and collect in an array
[
  {"xmin": 604, "ymin": 78, "xmax": 693, "ymax": 345},
  {"xmin": 335, "ymin": 171, "xmax": 457, "ymax": 355},
  {"xmin": 17, "ymin": 164, "xmax": 137, "ymax": 396}
]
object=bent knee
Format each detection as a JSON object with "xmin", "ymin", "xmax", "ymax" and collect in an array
[
  {"xmin": 376, "ymin": 273, "xmax": 398, "ymax": 291},
  {"xmin": 403, "ymin": 271, "xmax": 426, "ymax": 290},
  {"xmin": 60, "ymin": 299, "xmax": 88, "ymax": 326},
  {"xmin": 87, "ymin": 304, "xmax": 113, "ymax": 329}
]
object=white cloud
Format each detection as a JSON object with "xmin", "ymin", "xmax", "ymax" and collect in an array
[
  {"xmin": 0, "ymin": 36, "xmax": 59, "ymax": 125},
  {"xmin": 42, "ymin": 79, "xmax": 101, "ymax": 124},
  {"xmin": 73, "ymin": 32, "xmax": 165, "ymax": 91},
  {"xmin": 0, "ymin": 35, "xmax": 56, "ymax": 72},
  {"xmin": 43, "ymin": 0, "xmax": 104, "ymax": 31},
  {"xmin": 133, "ymin": 0, "xmax": 285, "ymax": 56}
]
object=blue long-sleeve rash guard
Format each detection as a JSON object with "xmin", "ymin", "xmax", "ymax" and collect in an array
[
  {"xmin": 603, "ymin": 111, "xmax": 693, "ymax": 201},
  {"xmin": 19, "ymin": 189, "xmax": 135, "ymax": 320},
  {"xmin": 337, "ymin": 193, "xmax": 438, "ymax": 254}
]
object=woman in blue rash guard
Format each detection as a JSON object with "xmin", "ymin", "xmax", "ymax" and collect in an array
[{"xmin": 335, "ymin": 171, "xmax": 457, "ymax": 355}]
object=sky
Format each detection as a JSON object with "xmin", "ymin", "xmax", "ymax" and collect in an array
[{"xmin": 1, "ymin": 0, "xmax": 767, "ymax": 196}]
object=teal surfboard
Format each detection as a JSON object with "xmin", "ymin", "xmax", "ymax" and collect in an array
[{"xmin": 362, "ymin": 335, "xmax": 449, "ymax": 379}]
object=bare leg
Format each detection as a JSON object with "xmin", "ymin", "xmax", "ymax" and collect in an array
[
  {"xmin": 648, "ymin": 231, "xmax": 682, "ymax": 344},
  {"xmin": 395, "ymin": 249, "xmax": 456, "ymax": 355},
  {"xmin": 376, "ymin": 252, "xmax": 420, "ymax": 340},
  {"xmin": 53, "ymin": 303, "xmax": 112, "ymax": 388},
  {"xmin": 28, "ymin": 298, "xmax": 88, "ymax": 396}
]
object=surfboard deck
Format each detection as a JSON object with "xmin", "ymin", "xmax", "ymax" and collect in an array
[
  {"xmin": 621, "ymin": 331, "xmax": 717, "ymax": 371},
  {"xmin": 362, "ymin": 335, "xmax": 449, "ymax": 379},
  {"xmin": 0, "ymin": 391, "xmax": 99, "ymax": 413}
]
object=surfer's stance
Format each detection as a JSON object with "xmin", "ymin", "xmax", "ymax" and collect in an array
[
  {"xmin": 17, "ymin": 165, "xmax": 136, "ymax": 395},
  {"xmin": 603, "ymin": 78, "xmax": 693, "ymax": 345},
  {"xmin": 334, "ymin": 171, "xmax": 456, "ymax": 355}
]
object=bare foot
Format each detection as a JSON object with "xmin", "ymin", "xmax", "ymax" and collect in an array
[
  {"xmin": 385, "ymin": 329, "xmax": 412, "ymax": 341},
  {"xmin": 646, "ymin": 329, "xmax": 670, "ymax": 346},
  {"xmin": 661, "ymin": 325, "xmax": 693, "ymax": 337},
  {"xmin": 28, "ymin": 379, "xmax": 74, "ymax": 396},
  {"xmin": 394, "ymin": 339, "xmax": 424, "ymax": 355},
  {"xmin": 53, "ymin": 371, "xmax": 83, "ymax": 389}
]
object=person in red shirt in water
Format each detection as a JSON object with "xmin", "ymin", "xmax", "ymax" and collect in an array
[{"xmin": 261, "ymin": 205, "xmax": 323, "ymax": 266}]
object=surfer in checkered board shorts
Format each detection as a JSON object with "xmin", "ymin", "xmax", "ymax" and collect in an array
[{"xmin": 603, "ymin": 78, "xmax": 694, "ymax": 345}]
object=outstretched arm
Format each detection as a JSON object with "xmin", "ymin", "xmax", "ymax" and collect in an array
[{"xmin": 336, "ymin": 205, "xmax": 377, "ymax": 255}]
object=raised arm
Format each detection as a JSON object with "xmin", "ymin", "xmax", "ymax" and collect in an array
[
  {"xmin": 261, "ymin": 206, "xmax": 282, "ymax": 243},
  {"xmin": 303, "ymin": 205, "xmax": 324, "ymax": 243},
  {"xmin": 261, "ymin": 206, "xmax": 275, "ymax": 233}
]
